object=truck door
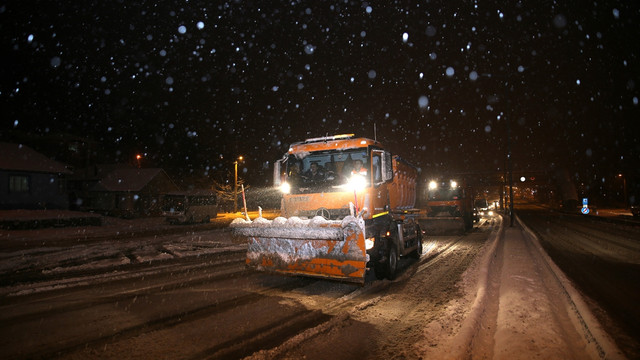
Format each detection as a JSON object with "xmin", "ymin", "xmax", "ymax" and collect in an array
[{"xmin": 371, "ymin": 149, "xmax": 389, "ymax": 215}]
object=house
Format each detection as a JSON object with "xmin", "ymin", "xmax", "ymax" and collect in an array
[
  {"xmin": 0, "ymin": 142, "xmax": 72, "ymax": 210},
  {"xmin": 68, "ymin": 163, "xmax": 135, "ymax": 210},
  {"xmin": 89, "ymin": 168, "xmax": 179, "ymax": 217}
]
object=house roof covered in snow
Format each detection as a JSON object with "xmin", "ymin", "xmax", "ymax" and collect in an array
[{"xmin": 0, "ymin": 142, "xmax": 72, "ymax": 174}]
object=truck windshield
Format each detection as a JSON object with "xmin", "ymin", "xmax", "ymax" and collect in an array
[
  {"xmin": 428, "ymin": 187, "xmax": 462, "ymax": 201},
  {"xmin": 285, "ymin": 149, "xmax": 369, "ymax": 193},
  {"xmin": 429, "ymin": 181, "xmax": 462, "ymax": 201}
]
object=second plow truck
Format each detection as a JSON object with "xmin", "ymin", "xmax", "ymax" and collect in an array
[
  {"xmin": 423, "ymin": 177, "xmax": 475, "ymax": 235},
  {"xmin": 231, "ymin": 134, "xmax": 423, "ymax": 285}
]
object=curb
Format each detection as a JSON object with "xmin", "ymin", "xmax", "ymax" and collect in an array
[
  {"xmin": 0, "ymin": 216, "xmax": 102, "ymax": 230},
  {"xmin": 516, "ymin": 216, "xmax": 624, "ymax": 360},
  {"xmin": 449, "ymin": 214, "xmax": 504, "ymax": 358}
]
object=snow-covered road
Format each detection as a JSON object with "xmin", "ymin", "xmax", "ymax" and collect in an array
[{"xmin": 0, "ymin": 209, "xmax": 636, "ymax": 359}]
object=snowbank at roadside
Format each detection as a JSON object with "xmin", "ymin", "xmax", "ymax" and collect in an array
[
  {"xmin": 419, "ymin": 215, "xmax": 624, "ymax": 360},
  {"xmin": 0, "ymin": 209, "xmax": 102, "ymax": 229}
]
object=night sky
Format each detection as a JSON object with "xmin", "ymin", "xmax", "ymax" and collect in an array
[{"xmin": 1, "ymin": 1, "xmax": 639, "ymax": 193}]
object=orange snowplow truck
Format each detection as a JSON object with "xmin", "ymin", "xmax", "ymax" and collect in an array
[
  {"xmin": 423, "ymin": 178, "xmax": 475, "ymax": 234},
  {"xmin": 231, "ymin": 134, "xmax": 423, "ymax": 284}
]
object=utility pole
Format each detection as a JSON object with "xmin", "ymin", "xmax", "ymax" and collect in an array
[
  {"xmin": 618, "ymin": 173, "xmax": 627, "ymax": 208},
  {"xmin": 234, "ymin": 156, "xmax": 243, "ymax": 213},
  {"xmin": 505, "ymin": 82, "xmax": 514, "ymax": 227}
]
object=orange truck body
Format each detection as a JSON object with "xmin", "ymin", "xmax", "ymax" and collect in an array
[
  {"xmin": 231, "ymin": 134, "xmax": 423, "ymax": 284},
  {"xmin": 424, "ymin": 178, "xmax": 475, "ymax": 233},
  {"xmin": 280, "ymin": 136, "xmax": 417, "ymax": 220}
]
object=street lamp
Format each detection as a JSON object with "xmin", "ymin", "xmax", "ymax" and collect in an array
[
  {"xmin": 617, "ymin": 173, "xmax": 627, "ymax": 208},
  {"xmin": 482, "ymin": 71, "xmax": 516, "ymax": 226},
  {"xmin": 136, "ymin": 154, "xmax": 142, "ymax": 168},
  {"xmin": 234, "ymin": 156, "xmax": 244, "ymax": 213}
]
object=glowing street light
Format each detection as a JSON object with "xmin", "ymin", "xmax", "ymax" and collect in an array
[
  {"xmin": 136, "ymin": 154, "xmax": 142, "ymax": 168},
  {"xmin": 234, "ymin": 156, "xmax": 244, "ymax": 213},
  {"xmin": 618, "ymin": 173, "xmax": 627, "ymax": 208}
]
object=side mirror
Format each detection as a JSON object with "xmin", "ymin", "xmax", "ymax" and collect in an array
[
  {"xmin": 382, "ymin": 152, "xmax": 393, "ymax": 182},
  {"xmin": 274, "ymin": 158, "xmax": 284, "ymax": 187}
]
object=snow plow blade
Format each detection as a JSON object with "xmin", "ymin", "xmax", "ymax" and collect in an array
[
  {"xmin": 419, "ymin": 217, "xmax": 466, "ymax": 235},
  {"xmin": 230, "ymin": 216, "xmax": 367, "ymax": 284}
]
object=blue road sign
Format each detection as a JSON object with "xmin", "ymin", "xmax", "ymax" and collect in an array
[{"xmin": 581, "ymin": 207, "xmax": 590, "ymax": 215}]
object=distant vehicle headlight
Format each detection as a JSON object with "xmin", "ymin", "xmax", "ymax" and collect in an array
[
  {"xmin": 429, "ymin": 181, "xmax": 438, "ymax": 190},
  {"xmin": 450, "ymin": 180, "xmax": 457, "ymax": 189},
  {"xmin": 280, "ymin": 182, "xmax": 291, "ymax": 194},
  {"xmin": 488, "ymin": 210, "xmax": 494, "ymax": 216}
]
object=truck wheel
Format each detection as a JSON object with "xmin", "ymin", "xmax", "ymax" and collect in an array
[
  {"xmin": 374, "ymin": 245, "xmax": 398, "ymax": 280},
  {"xmin": 374, "ymin": 263, "xmax": 386, "ymax": 280},
  {"xmin": 464, "ymin": 213, "xmax": 473, "ymax": 230},
  {"xmin": 411, "ymin": 230, "xmax": 422, "ymax": 259},
  {"xmin": 372, "ymin": 232, "xmax": 386, "ymax": 280},
  {"xmin": 386, "ymin": 246, "xmax": 398, "ymax": 280}
]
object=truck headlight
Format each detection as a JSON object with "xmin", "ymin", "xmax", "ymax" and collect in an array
[
  {"xmin": 347, "ymin": 174, "xmax": 367, "ymax": 191},
  {"xmin": 365, "ymin": 237, "xmax": 375, "ymax": 250},
  {"xmin": 280, "ymin": 182, "xmax": 291, "ymax": 194}
]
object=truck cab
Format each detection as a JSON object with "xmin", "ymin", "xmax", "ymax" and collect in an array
[
  {"xmin": 426, "ymin": 178, "xmax": 475, "ymax": 232},
  {"xmin": 272, "ymin": 134, "xmax": 423, "ymax": 280}
]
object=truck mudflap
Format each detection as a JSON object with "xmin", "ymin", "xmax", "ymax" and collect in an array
[{"xmin": 230, "ymin": 215, "xmax": 367, "ymax": 284}]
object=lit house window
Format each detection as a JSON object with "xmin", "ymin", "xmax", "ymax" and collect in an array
[{"xmin": 9, "ymin": 175, "xmax": 30, "ymax": 193}]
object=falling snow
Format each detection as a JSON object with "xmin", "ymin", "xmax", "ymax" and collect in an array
[{"xmin": 0, "ymin": 1, "xmax": 637, "ymax": 197}]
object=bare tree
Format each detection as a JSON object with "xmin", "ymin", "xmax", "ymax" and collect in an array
[{"xmin": 213, "ymin": 180, "xmax": 248, "ymax": 212}]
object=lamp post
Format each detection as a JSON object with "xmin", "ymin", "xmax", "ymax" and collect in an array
[
  {"xmin": 136, "ymin": 154, "xmax": 142, "ymax": 168},
  {"xmin": 234, "ymin": 156, "xmax": 244, "ymax": 213},
  {"xmin": 504, "ymin": 84, "xmax": 514, "ymax": 227},
  {"xmin": 482, "ymin": 69, "xmax": 517, "ymax": 226},
  {"xmin": 618, "ymin": 173, "xmax": 627, "ymax": 208}
]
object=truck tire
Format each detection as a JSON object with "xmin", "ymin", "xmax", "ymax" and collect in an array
[
  {"xmin": 374, "ymin": 263, "xmax": 386, "ymax": 280},
  {"xmin": 374, "ymin": 245, "xmax": 398, "ymax": 280},
  {"xmin": 464, "ymin": 213, "xmax": 473, "ymax": 231},
  {"xmin": 411, "ymin": 229, "xmax": 422, "ymax": 259},
  {"xmin": 385, "ymin": 246, "xmax": 398, "ymax": 280}
]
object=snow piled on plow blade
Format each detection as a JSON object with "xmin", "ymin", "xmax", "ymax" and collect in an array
[{"xmin": 230, "ymin": 216, "xmax": 367, "ymax": 284}]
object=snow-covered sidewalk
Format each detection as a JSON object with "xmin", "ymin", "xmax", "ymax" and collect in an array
[
  {"xmin": 494, "ymin": 223, "xmax": 594, "ymax": 358},
  {"xmin": 425, "ymin": 215, "xmax": 624, "ymax": 359}
]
